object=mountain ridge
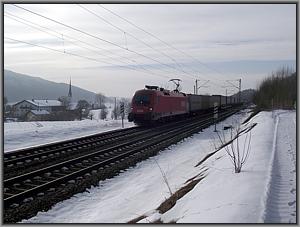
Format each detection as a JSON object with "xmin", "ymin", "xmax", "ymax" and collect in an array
[{"xmin": 4, "ymin": 69, "xmax": 96, "ymax": 103}]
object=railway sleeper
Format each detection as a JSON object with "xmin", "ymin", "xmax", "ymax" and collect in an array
[
  {"xmin": 5, "ymin": 142, "xmax": 187, "ymax": 222},
  {"xmin": 4, "ymin": 109, "xmax": 241, "ymax": 223}
]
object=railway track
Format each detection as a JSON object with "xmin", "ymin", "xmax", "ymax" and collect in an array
[
  {"xmin": 4, "ymin": 126, "xmax": 143, "ymax": 177},
  {"xmin": 4, "ymin": 107, "xmax": 242, "ymax": 223},
  {"xmin": 4, "ymin": 112, "xmax": 215, "ymax": 178}
]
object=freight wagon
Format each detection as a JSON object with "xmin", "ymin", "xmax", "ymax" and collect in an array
[
  {"xmin": 129, "ymin": 85, "xmax": 239, "ymax": 125},
  {"xmin": 188, "ymin": 94, "xmax": 211, "ymax": 115}
]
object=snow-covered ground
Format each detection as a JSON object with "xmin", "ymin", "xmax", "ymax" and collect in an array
[
  {"xmin": 6, "ymin": 109, "xmax": 295, "ymax": 223},
  {"xmin": 4, "ymin": 117, "xmax": 134, "ymax": 152}
]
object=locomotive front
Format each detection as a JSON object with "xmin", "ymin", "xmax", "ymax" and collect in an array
[{"xmin": 128, "ymin": 89, "xmax": 156, "ymax": 124}]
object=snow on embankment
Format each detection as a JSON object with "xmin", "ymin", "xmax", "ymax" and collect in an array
[
  {"xmin": 20, "ymin": 110, "xmax": 296, "ymax": 223},
  {"xmin": 150, "ymin": 111, "xmax": 295, "ymax": 223},
  {"xmin": 21, "ymin": 110, "xmax": 251, "ymax": 223},
  {"xmin": 4, "ymin": 119, "xmax": 134, "ymax": 152}
]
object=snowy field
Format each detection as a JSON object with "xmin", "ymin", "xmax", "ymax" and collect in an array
[
  {"xmin": 4, "ymin": 109, "xmax": 296, "ymax": 223},
  {"xmin": 4, "ymin": 115, "xmax": 134, "ymax": 152}
]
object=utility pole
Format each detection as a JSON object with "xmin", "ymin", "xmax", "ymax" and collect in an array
[
  {"xmin": 114, "ymin": 97, "xmax": 117, "ymax": 120},
  {"xmin": 214, "ymin": 102, "xmax": 218, "ymax": 132},
  {"xmin": 195, "ymin": 80, "xmax": 209, "ymax": 95},
  {"xmin": 120, "ymin": 102, "xmax": 124, "ymax": 128},
  {"xmin": 239, "ymin": 78, "xmax": 241, "ymax": 103},
  {"xmin": 224, "ymin": 79, "xmax": 242, "ymax": 103}
]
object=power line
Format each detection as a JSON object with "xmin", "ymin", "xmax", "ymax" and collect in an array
[
  {"xmin": 5, "ymin": 13, "xmax": 63, "ymax": 40},
  {"xmin": 12, "ymin": 4, "xmax": 194, "ymax": 80},
  {"xmin": 4, "ymin": 11, "xmax": 179, "ymax": 80},
  {"xmin": 4, "ymin": 36, "xmax": 172, "ymax": 80},
  {"xmin": 8, "ymin": 4, "xmax": 233, "ymax": 93},
  {"xmin": 98, "ymin": 4, "xmax": 231, "ymax": 86},
  {"xmin": 4, "ymin": 11, "xmax": 133, "ymax": 63},
  {"xmin": 78, "ymin": 4, "xmax": 194, "ymax": 80},
  {"xmin": 4, "ymin": 13, "xmax": 126, "ymax": 65}
]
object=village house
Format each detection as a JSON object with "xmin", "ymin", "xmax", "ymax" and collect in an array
[
  {"xmin": 9, "ymin": 78, "xmax": 81, "ymax": 121},
  {"xmin": 12, "ymin": 99, "xmax": 64, "ymax": 119},
  {"xmin": 25, "ymin": 109, "xmax": 51, "ymax": 121}
]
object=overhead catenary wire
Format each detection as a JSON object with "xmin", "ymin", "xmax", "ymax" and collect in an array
[
  {"xmin": 4, "ymin": 36, "xmax": 173, "ymax": 80},
  {"xmin": 4, "ymin": 11, "xmax": 136, "ymax": 66},
  {"xmin": 9, "ymin": 4, "xmax": 226, "ymax": 91},
  {"xmin": 98, "ymin": 4, "xmax": 232, "ymax": 86},
  {"xmin": 78, "ymin": 4, "xmax": 199, "ymax": 81},
  {"xmin": 5, "ymin": 8, "xmax": 181, "ymax": 80},
  {"xmin": 4, "ymin": 14, "xmax": 120, "ymax": 62},
  {"xmin": 5, "ymin": 12, "xmax": 180, "ymax": 81},
  {"xmin": 4, "ymin": 13, "xmax": 63, "ymax": 40},
  {"xmin": 5, "ymin": 11, "xmax": 109, "ymax": 54},
  {"xmin": 4, "ymin": 15, "xmax": 180, "ymax": 78},
  {"xmin": 11, "ymin": 4, "xmax": 196, "ymax": 80},
  {"xmin": 7, "ymin": 4, "xmax": 234, "ymax": 94}
]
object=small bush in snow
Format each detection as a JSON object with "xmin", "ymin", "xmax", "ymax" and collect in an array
[{"xmin": 216, "ymin": 123, "xmax": 253, "ymax": 173}]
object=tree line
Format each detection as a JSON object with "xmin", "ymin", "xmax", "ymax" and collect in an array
[{"xmin": 253, "ymin": 67, "xmax": 296, "ymax": 110}]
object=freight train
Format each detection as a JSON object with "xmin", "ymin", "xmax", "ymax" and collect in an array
[{"xmin": 128, "ymin": 85, "xmax": 239, "ymax": 124}]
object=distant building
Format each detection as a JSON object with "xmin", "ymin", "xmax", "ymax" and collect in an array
[
  {"xmin": 68, "ymin": 78, "xmax": 72, "ymax": 98},
  {"xmin": 67, "ymin": 77, "xmax": 78, "ymax": 110},
  {"xmin": 12, "ymin": 99, "xmax": 64, "ymax": 119},
  {"xmin": 25, "ymin": 109, "xmax": 50, "ymax": 121}
]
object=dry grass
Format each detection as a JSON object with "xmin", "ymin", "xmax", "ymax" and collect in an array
[
  {"xmin": 127, "ymin": 174, "xmax": 206, "ymax": 223},
  {"xmin": 157, "ymin": 177, "xmax": 204, "ymax": 214}
]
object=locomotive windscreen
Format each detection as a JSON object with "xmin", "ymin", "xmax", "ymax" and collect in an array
[{"xmin": 133, "ymin": 94, "xmax": 151, "ymax": 105}]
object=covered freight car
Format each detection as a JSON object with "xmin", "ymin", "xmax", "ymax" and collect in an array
[
  {"xmin": 188, "ymin": 94, "xmax": 211, "ymax": 114},
  {"xmin": 210, "ymin": 95, "xmax": 227, "ymax": 107}
]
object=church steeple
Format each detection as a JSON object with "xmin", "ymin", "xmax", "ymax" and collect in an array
[{"xmin": 68, "ymin": 77, "xmax": 72, "ymax": 98}]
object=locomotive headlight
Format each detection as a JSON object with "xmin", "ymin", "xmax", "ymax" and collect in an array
[{"xmin": 149, "ymin": 107, "xmax": 153, "ymax": 111}]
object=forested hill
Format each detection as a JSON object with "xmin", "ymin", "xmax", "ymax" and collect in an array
[{"xmin": 4, "ymin": 69, "xmax": 96, "ymax": 103}]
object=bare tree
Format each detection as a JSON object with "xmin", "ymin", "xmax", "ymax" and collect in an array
[
  {"xmin": 95, "ymin": 93, "xmax": 106, "ymax": 109},
  {"xmin": 100, "ymin": 106, "xmax": 108, "ymax": 120},
  {"xmin": 58, "ymin": 96, "xmax": 71, "ymax": 110},
  {"xmin": 76, "ymin": 99, "xmax": 90, "ymax": 110},
  {"xmin": 216, "ymin": 123, "xmax": 254, "ymax": 173},
  {"xmin": 111, "ymin": 104, "xmax": 120, "ymax": 119},
  {"xmin": 76, "ymin": 100, "xmax": 90, "ymax": 120},
  {"xmin": 120, "ymin": 98, "xmax": 131, "ymax": 116}
]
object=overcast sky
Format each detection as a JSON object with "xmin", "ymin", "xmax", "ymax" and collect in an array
[{"xmin": 4, "ymin": 3, "xmax": 296, "ymax": 98}]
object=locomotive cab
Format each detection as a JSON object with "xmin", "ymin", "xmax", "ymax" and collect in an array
[{"xmin": 128, "ymin": 89, "xmax": 155, "ymax": 123}]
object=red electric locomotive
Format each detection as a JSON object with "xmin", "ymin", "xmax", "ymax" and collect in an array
[{"xmin": 128, "ymin": 85, "xmax": 189, "ymax": 124}]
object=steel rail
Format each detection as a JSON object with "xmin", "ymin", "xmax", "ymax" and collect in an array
[
  {"xmin": 4, "ymin": 126, "xmax": 141, "ymax": 161},
  {"xmin": 4, "ymin": 111, "xmax": 215, "ymax": 173},
  {"xmin": 4, "ymin": 108, "xmax": 240, "ymax": 208}
]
